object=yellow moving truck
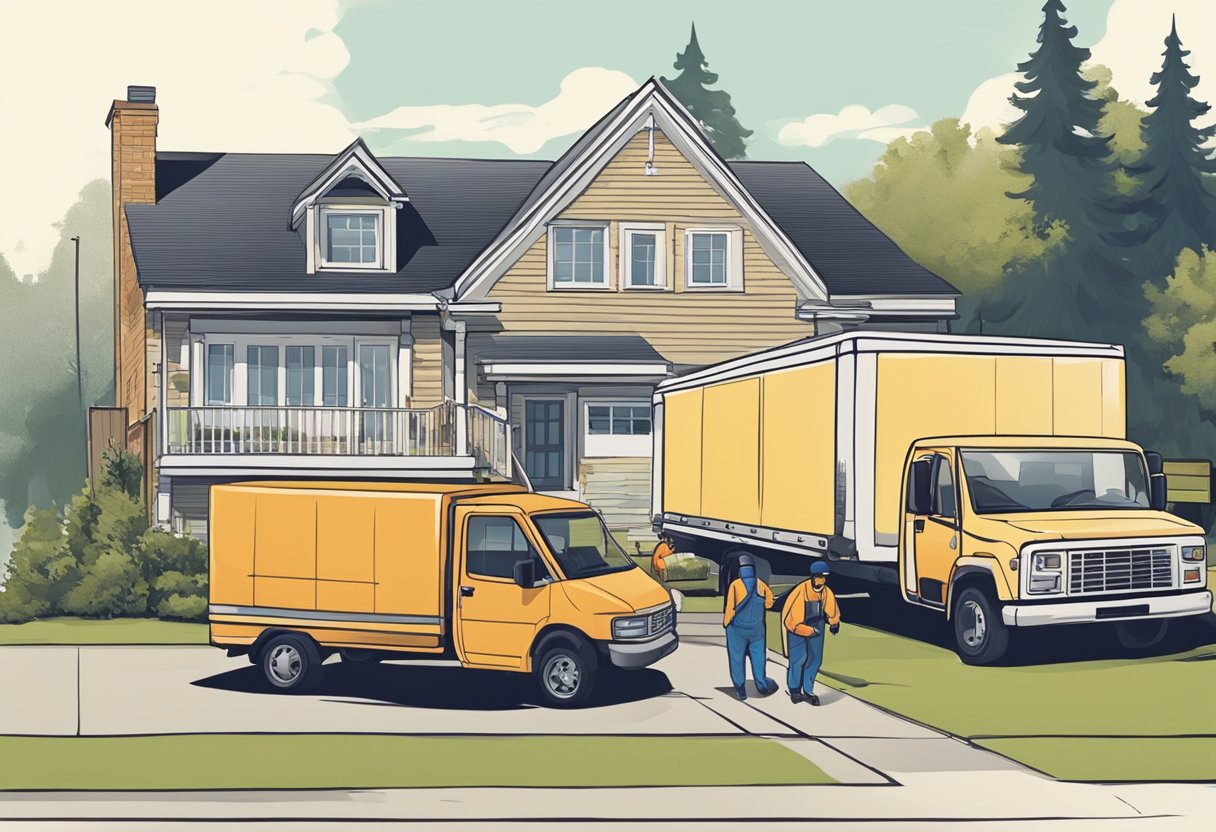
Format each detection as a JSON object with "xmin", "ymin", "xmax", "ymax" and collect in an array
[
  {"xmin": 652, "ymin": 332, "xmax": 1212, "ymax": 664},
  {"xmin": 209, "ymin": 482, "xmax": 676, "ymax": 705}
]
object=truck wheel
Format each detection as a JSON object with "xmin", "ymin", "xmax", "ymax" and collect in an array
[
  {"xmin": 535, "ymin": 638, "xmax": 598, "ymax": 708},
  {"xmin": 339, "ymin": 648, "xmax": 382, "ymax": 664},
  {"xmin": 261, "ymin": 633, "xmax": 324, "ymax": 692},
  {"xmin": 1114, "ymin": 619, "xmax": 1169, "ymax": 651},
  {"xmin": 952, "ymin": 587, "xmax": 1009, "ymax": 665}
]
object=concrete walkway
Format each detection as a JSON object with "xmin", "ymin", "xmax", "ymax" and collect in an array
[{"xmin": 0, "ymin": 613, "xmax": 1213, "ymax": 829}]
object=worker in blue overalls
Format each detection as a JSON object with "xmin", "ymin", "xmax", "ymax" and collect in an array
[{"xmin": 722, "ymin": 553, "xmax": 778, "ymax": 700}]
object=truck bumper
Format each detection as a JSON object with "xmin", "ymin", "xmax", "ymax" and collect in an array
[
  {"xmin": 606, "ymin": 632, "xmax": 679, "ymax": 669},
  {"xmin": 1002, "ymin": 590, "xmax": 1212, "ymax": 627}
]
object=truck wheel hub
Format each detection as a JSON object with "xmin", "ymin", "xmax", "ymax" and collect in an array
[
  {"xmin": 269, "ymin": 645, "xmax": 302, "ymax": 682},
  {"xmin": 545, "ymin": 655, "xmax": 580, "ymax": 696},
  {"xmin": 961, "ymin": 600, "xmax": 987, "ymax": 648}
]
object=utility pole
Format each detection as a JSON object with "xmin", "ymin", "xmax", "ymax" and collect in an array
[{"xmin": 72, "ymin": 235, "xmax": 84, "ymax": 423}]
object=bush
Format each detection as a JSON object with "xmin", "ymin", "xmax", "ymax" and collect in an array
[
  {"xmin": 0, "ymin": 449, "xmax": 208, "ymax": 625},
  {"xmin": 665, "ymin": 554, "xmax": 711, "ymax": 581}
]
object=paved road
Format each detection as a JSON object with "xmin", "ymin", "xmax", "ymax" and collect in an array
[{"xmin": 1, "ymin": 613, "xmax": 1213, "ymax": 830}]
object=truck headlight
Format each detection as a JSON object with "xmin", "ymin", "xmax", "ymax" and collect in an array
[
  {"xmin": 1027, "ymin": 550, "xmax": 1064, "ymax": 594},
  {"xmin": 1181, "ymin": 545, "xmax": 1206, "ymax": 563},
  {"xmin": 612, "ymin": 616, "xmax": 649, "ymax": 640}
]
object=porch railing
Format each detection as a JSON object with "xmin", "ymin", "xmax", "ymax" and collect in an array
[
  {"xmin": 165, "ymin": 403, "xmax": 456, "ymax": 457},
  {"xmin": 467, "ymin": 404, "xmax": 512, "ymax": 479}
]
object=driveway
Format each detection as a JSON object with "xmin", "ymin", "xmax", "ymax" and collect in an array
[{"xmin": 1, "ymin": 612, "xmax": 1214, "ymax": 830}]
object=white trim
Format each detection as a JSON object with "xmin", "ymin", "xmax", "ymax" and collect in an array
[
  {"xmin": 683, "ymin": 226, "xmax": 743, "ymax": 291},
  {"xmin": 582, "ymin": 400, "xmax": 652, "ymax": 457},
  {"xmin": 158, "ymin": 454, "xmax": 477, "ymax": 478},
  {"xmin": 656, "ymin": 331, "xmax": 1125, "ymax": 395},
  {"xmin": 189, "ymin": 319, "xmax": 402, "ymax": 336},
  {"xmin": 453, "ymin": 80, "xmax": 829, "ymax": 303},
  {"xmin": 482, "ymin": 362, "xmax": 670, "ymax": 380},
  {"xmin": 830, "ymin": 295, "xmax": 960, "ymax": 312},
  {"xmin": 620, "ymin": 222, "xmax": 668, "ymax": 290},
  {"xmin": 315, "ymin": 205, "xmax": 395, "ymax": 273},
  {"xmin": 144, "ymin": 291, "xmax": 500, "ymax": 314},
  {"xmin": 290, "ymin": 139, "xmax": 408, "ymax": 227},
  {"xmin": 546, "ymin": 220, "xmax": 612, "ymax": 290}
]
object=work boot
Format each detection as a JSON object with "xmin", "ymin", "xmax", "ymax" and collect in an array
[
  {"xmin": 734, "ymin": 685, "xmax": 748, "ymax": 701},
  {"xmin": 789, "ymin": 691, "xmax": 807, "ymax": 704},
  {"xmin": 807, "ymin": 693, "xmax": 821, "ymax": 706},
  {"xmin": 758, "ymin": 677, "xmax": 778, "ymax": 696}
]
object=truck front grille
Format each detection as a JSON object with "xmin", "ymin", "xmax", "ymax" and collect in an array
[
  {"xmin": 1068, "ymin": 547, "xmax": 1173, "ymax": 594},
  {"xmin": 648, "ymin": 605, "xmax": 675, "ymax": 635}
]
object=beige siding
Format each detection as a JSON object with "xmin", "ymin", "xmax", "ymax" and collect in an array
[
  {"xmin": 411, "ymin": 315, "xmax": 444, "ymax": 406},
  {"xmin": 486, "ymin": 129, "xmax": 814, "ymax": 366},
  {"xmin": 579, "ymin": 457, "xmax": 652, "ymax": 532}
]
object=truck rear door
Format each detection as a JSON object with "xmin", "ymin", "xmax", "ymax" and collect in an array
[
  {"xmin": 904, "ymin": 449, "xmax": 960, "ymax": 606},
  {"xmin": 452, "ymin": 507, "xmax": 552, "ymax": 670}
]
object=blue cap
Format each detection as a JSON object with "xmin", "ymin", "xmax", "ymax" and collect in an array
[{"xmin": 810, "ymin": 561, "xmax": 830, "ymax": 576}]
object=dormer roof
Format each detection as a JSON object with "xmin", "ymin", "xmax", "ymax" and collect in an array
[{"xmin": 289, "ymin": 137, "xmax": 408, "ymax": 228}]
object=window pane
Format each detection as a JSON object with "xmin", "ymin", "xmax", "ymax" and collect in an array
[
  {"xmin": 285, "ymin": 346, "xmax": 315, "ymax": 406},
  {"xmin": 205, "ymin": 344, "xmax": 233, "ymax": 405},
  {"xmin": 552, "ymin": 226, "xmax": 605, "ymax": 284},
  {"xmin": 326, "ymin": 213, "xmax": 379, "ymax": 265},
  {"xmin": 359, "ymin": 345, "xmax": 391, "ymax": 408},
  {"xmin": 689, "ymin": 233, "xmax": 729, "ymax": 285},
  {"xmin": 588, "ymin": 406, "xmax": 611, "ymax": 435},
  {"xmin": 466, "ymin": 516, "xmax": 547, "ymax": 580},
  {"xmin": 321, "ymin": 345, "xmax": 348, "ymax": 407},
  {"xmin": 629, "ymin": 233, "xmax": 656, "ymax": 286},
  {"xmin": 247, "ymin": 346, "xmax": 279, "ymax": 406}
]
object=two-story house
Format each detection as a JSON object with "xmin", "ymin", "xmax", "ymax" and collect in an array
[{"xmin": 103, "ymin": 80, "xmax": 957, "ymax": 541}]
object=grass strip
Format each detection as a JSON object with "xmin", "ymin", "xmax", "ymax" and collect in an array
[
  {"xmin": 0, "ymin": 617, "xmax": 208, "ymax": 645},
  {"xmin": 975, "ymin": 736, "xmax": 1216, "ymax": 782}
]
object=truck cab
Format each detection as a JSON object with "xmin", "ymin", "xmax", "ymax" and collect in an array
[{"xmin": 901, "ymin": 436, "xmax": 1212, "ymax": 663}]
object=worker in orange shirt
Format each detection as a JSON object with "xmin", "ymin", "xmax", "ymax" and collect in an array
[
  {"xmin": 723, "ymin": 554, "xmax": 777, "ymax": 700},
  {"xmin": 782, "ymin": 561, "xmax": 841, "ymax": 705},
  {"xmin": 651, "ymin": 534, "xmax": 676, "ymax": 583}
]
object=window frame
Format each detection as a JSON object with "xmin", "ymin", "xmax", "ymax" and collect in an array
[
  {"xmin": 582, "ymin": 400, "xmax": 652, "ymax": 458},
  {"xmin": 683, "ymin": 226, "xmax": 744, "ymax": 292},
  {"xmin": 462, "ymin": 514, "xmax": 552, "ymax": 584},
  {"xmin": 620, "ymin": 222, "xmax": 668, "ymax": 290},
  {"xmin": 547, "ymin": 220, "xmax": 612, "ymax": 290},
  {"xmin": 204, "ymin": 343, "xmax": 234, "ymax": 405},
  {"xmin": 316, "ymin": 205, "xmax": 393, "ymax": 272}
]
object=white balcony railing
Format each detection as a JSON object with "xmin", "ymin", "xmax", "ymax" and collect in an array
[{"xmin": 165, "ymin": 402, "xmax": 513, "ymax": 480}]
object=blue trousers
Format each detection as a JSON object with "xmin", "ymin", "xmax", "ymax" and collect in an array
[
  {"xmin": 725, "ymin": 622, "xmax": 767, "ymax": 689},
  {"xmin": 787, "ymin": 631, "xmax": 825, "ymax": 694}
]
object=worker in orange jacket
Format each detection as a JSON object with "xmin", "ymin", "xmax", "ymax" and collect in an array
[
  {"xmin": 781, "ymin": 560, "xmax": 841, "ymax": 705},
  {"xmin": 723, "ymin": 554, "xmax": 777, "ymax": 700},
  {"xmin": 651, "ymin": 534, "xmax": 676, "ymax": 583}
]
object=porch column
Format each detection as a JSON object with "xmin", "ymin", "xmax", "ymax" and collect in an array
[
  {"xmin": 453, "ymin": 320, "xmax": 468, "ymax": 455},
  {"xmin": 398, "ymin": 318, "xmax": 413, "ymax": 406},
  {"xmin": 189, "ymin": 336, "xmax": 204, "ymax": 408}
]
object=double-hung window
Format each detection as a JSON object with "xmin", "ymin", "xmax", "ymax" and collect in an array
[
  {"xmin": 621, "ymin": 223, "xmax": 666, "ymax": 289},
  {"xmin": 584, "ymin": 402, "xmax": 652, "ymax": 457},
  {"xmin": 550, "ymin": 224, "xmax": 609, "ymax": 288},
  {"xmin": 319, "ymin": 209, "xmax": 384, "ymax": 270},
  {"xmin": 246, "ymin": 346, "xmax": 279, "ymax": 406},
  {"xmin": 685, "ymin": 228, "xmax": 743, "ymax": 290}
]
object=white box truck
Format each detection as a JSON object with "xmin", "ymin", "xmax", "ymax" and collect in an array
[{"xmin": 652, "ymin": 331, "xmax": 1212, "ymax": 663}]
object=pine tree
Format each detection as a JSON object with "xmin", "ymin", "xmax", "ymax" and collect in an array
[
  {"xmin": 661, "ymin": 23, "xmax": 753, "ymax": 159},
  {"xmin": 1117, "ymin": 16, "xmax": 1216, "ymax": 278}
]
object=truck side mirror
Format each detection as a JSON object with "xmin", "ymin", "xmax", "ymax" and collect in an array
[
  {"xmin": 513, "ymin": 558, "xmax": 536, "ymax": 589},
  {"xmin": 907, "ymin": 459, "xmax": 934, "ymax": 515},
  {"xmin": 1144, "ymin": 451, "xmax": 1168, "ymax": 511},
  {"xmin": 1145, "ymin": 451, "xmax": 1164, "ymax": 476}
]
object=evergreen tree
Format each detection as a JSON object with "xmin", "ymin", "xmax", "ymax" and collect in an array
[
  {"xmin": 661, "ymin": 23, "xmax": 753, "ymax": 159},
  {"xmin": 1117, "ymin": 16, "xmax": 1216, "ymax": 279}
]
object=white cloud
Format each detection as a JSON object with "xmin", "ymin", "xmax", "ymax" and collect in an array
[
  {"xmin": 1090, "ymin": 0, "xmax": 1216, "ymax": 108},
  {"xmin": 0, "ymin": 0, "xmax": 357, "ymax": 281},
  {"xmin": 776, "ymin": 104, "xmax": 924, "ymax": 148},
  {"xmin": 354, "ymin": 67, "xmax": 638, "ymax": 155},
  {"xmin": 960, "ymin": 72, "xmax": 1022, "ymax": 136}
]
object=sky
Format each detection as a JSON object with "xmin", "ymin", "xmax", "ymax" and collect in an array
[{"xmin": 0, "ymin": 0, "xmax": 1213, "ymax": 284}]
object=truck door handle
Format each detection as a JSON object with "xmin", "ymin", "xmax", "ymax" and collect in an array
[
  {"xmin": 460, "ymin": 586, "xmax": 476, "ymax": 597},
  {"xmin": 914, "ymin": 519, "xmax": 925, "ymax": 533}
]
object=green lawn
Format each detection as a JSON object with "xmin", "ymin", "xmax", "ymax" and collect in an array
[
  {"xmin": 0, "ymin": 734, "xmax": 832, "ymax": 790},
  {"xmin": 0, "ymin": 617, "xmax": 207, "ymax": 645},
  {"xmin": 724, "ymin": 570, "xmax": 1216, "ymax": 781}
]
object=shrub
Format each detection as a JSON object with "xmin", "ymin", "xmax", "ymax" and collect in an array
[
  {"xmin": 62, "ymin": 550, "xmax": 148, "ymax": 618},
  {"xmin": 0, "ymin": 506, "xmax": 76, "ymax": 623},
  {"xmin": 101, "ymin": 446, "xmax": 143, "ymax": 501},
  {"xmin": 665, "ymin": 555, "xmax": 711, "ymax": 581}
]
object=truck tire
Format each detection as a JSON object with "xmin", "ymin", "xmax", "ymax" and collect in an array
[
  {"xmin": 339, "ymin": 648, "xmax": 383, "ymax": 664},
  {"xmin": 535, "ymin": 637, "xmax": 598, "ymax": 708},
  {"xmin": 261, "ymin": 632, "xmax": 325, "ymax": 692},
  {"xmin": 952, "ymin": 586, "xmax": 1009, "ymax": 665},
  {"xmin": 1114, "ymin": 619, "xmax": 1169, "ymax": 651}
]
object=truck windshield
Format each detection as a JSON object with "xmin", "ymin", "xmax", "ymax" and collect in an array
[
  {"xmin": 532, "ymin": 512, "xmax": 637, "ymax": 579},
  {"xmin": 960, "ymin": 450, "xmax": 1151, "ymax": 514}
]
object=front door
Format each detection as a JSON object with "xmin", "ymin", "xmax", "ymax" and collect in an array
[
  {"xmin": 453, "ymin": 509, "xmax": 553, "ymax": 669},
  {"xmin": 904, "ymin": 450, "xmax": 960, "ymax": 606},
  {"xmin": 525, "ymin": 400, "xmax": 565, "ymax": 490}
]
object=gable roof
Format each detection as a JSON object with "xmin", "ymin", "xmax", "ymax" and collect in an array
[
  {"xmin": 127, "ymin": 153, "xmax": 549, "ymax": 294},
  {"xmin": 289, "ymin": 137, "xmax": 408, "ymax": 228}
]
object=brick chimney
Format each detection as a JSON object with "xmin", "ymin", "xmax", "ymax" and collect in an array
[{"xmin": 105, "ymin": 85, "xmax": 157, "ymax": 426}]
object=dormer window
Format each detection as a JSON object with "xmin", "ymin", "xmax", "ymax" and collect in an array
[{"xmin": 322, "ymin": 209, "xmax": 382, "ymax": 268}]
